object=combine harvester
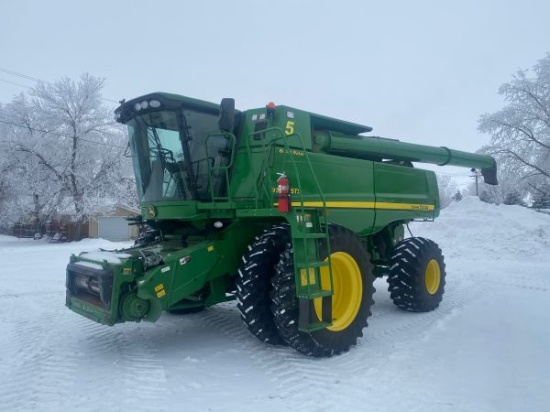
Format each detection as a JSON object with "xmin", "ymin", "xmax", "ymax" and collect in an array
[{"xmin": 66, "ymin": 93, "xmax": 497, "ymax": 356}]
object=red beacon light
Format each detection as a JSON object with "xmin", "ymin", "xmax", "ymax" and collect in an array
[
  {"xmin": 266, "ymin": 101, "xmax": 276, "ymax": 117},
  {"xmin": 277, "ymin": 173, "xmax": 290, "ymax": 213}
]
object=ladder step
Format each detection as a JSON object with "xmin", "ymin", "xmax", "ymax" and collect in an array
[
  {"xmin": 296, "ymin": 261, "xmax": 329, "ymax": 269},
  {"xmin": 308, "ymin": 290, "xmax": 333, "ymax": 299},
  {"xmin": 297, "ymin": 295, "xmax": 333, "ymax": 331},
  {"xmin": 292, "ymin": 233, "xmax": 327, "ymax": 239},
  {"xmin": 298, "ymin": 321, "xmax": 331, "ymax": 333},
  {"xmin": 297, "ymin": 289, "xmax": 332, "ymax": 299}
]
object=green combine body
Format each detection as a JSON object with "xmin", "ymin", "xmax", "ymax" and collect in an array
[{"xmin": 65, "ymin": 93, "xmax": 497, "ymax": 356}]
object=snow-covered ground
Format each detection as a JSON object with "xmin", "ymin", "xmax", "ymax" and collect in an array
[{"xmin": 1, "ymin": 197, "xmax": 549, "ymax": 412}]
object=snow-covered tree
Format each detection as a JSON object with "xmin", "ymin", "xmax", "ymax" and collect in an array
[
  {"xmin": 531, "ymin": 182, "xmax": 550, "ymax": 209},
  {"xmin": 465, "ymin": 180, "xmax": 501, "ymax": 204},
  {"xmin": 436, "ymin": 174, "xmax": 458, "ymax": 208},
  {"xmin": 478, "ymin": 54, "xmax": 550, "ymax": 201},
  {"xmin": 1, "ymin": 74, "xmax": 136, "ymax": 228},
  {"xmin": 479, "ymin": 189, "xmax": 494, "ymax": 204},
  {"xmin": 503, "ymin": 190, "xmax": 525, "ymax": 206}
]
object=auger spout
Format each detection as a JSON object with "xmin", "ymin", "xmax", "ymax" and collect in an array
[{"xmin": 313, "ymin": 131, "xmax": 497, "ymax": 185}]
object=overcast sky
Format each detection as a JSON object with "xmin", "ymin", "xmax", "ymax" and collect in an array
[{"xmin": 1, "ymin": 0, "xmax": 549, "ymax": 184}]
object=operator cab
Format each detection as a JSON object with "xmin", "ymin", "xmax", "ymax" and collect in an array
[{"xmin": 115, "ymin": 93, "xmax": 239, "ymax": 203}]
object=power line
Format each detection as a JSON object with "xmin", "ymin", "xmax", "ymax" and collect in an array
[
  {"xmin": 0, "ymin": 67, "xmax": 119, "ymax": 105},
  {"xmin": 0, "ymin": 119, "xmax": 127, "ymax": 149},
  {"xmin": 0, "ymin": 67, "xmax": 41, "ymax": 82},
  {"xmin": 0, "ymin": 78, "xmax": 32, "ymax": 89}
]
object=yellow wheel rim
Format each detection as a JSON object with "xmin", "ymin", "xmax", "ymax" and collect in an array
[
  {"xmin": 425, "ymin": 259, "xmax": 441, "ymax": 295},
  {"xmin": 314, "ymin": 252, "xmax": 363, "ymax": 332}
]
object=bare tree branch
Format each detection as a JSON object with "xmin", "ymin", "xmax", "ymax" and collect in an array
[
  {"xmin": 15, "ymin": 145, "xmax": 64, "ymax": 181},
  {"xmin": 491, "ymin": 148, "xmax": 550, "ymax": 178}
]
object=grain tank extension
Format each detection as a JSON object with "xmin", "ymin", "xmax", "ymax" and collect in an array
[{"xmin": 65, "ymin": 93, "xmax": 497, "ymax": 357}]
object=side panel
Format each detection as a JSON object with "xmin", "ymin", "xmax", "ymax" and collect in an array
[
  {"xmin": 301, "ymin": 152, "xmax": 377, "ymax": 235},
  {"xmin": 372, "ymin": 162, "xmax": 439, "ymax": 232},
  {"xmin": 264, "ymin": 150, "xmax": 377, "ymax": 235},
  {"xmin": 270, "ymin": 151, "xmax": 439, "ymax": 236},
  {"xmin": 231, "ymin": 146, "xmax": 439, "ymax": 237}
]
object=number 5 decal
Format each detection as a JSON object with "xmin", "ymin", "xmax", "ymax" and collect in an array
[{"xmin": 285, "ymin": 120, "xmax": 295, "ymax": 136}]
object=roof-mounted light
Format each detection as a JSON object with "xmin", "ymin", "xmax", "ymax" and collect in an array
[{"xmin": 133, "ymin": 99, "xmax": 162, "ymax": 112}]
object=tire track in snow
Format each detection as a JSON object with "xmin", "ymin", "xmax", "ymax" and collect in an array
[
  {"xmin": 0, "ymin": 289, "xmax": 170, "ymax": 411},
  {"xmin": 64, "ymin": 313, "xmax": 170, "ymax": 411},
  {"xmin": 0, "ymin": 290, "xmax": 60, "ymax": 299},
  {"xmin": 198, "ymin": 302, "xmax": 364, "ymax": 411},
  {"xmin": 265, "ymin": 277, "xmax": 486, "ymax": 411},
  {"xmin": 365, "ymin": 276, "xmax": 484, "ymax": 345},
  {"xmin": 0, "ymin": 292, "xmax": 82, "ymax": 411},
  {"xmin": 199, "ymin": 303, "xmax": 319, "ymax": 409},
  {"xmin": 197, "ymin": 275, "xmax": 485, "ymax": 411},
  {"xmin": 262, "ymin": 276, "xmax": 485, "ymax": 411},
  {"xmin": 118, "ymin": 325, "xmax": 170, "ymax": 411},
  {"xmin": 475, "ymin": 278, "xmax": 549, "ymax": 293},
  {"xmin": 197, "ymin": 303, "xmax": 365, "ymax": 410},
  {"xmin": 0, "ymin": 294, "xmax": 33, "ymax": 410}
]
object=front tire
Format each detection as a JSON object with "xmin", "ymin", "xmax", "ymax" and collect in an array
[
  {"xmin": 236, "ymin": 224, "xmax": 290, "ymax": 345},
  {"xmin": 270, "ymin": 225, "xmax": 375, "ymax": 357},
  {"xmin": 387, "ymin": 237, "xmax": 446, "ymax": 312}
]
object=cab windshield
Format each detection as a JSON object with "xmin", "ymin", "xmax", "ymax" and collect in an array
[{"xmin": 128, "ymin": 109, "xmax": 229, "ymax": 202}]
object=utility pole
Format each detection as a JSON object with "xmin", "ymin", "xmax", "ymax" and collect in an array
[{"xmin": 470, "ymin": 168, "xmax": 480, "ymax": 196}]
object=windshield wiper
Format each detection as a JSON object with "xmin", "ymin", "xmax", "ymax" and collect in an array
[
  {"xmin": 148, "ymin": 127, "xmax": 175, "ymax": 167},
  {"xmin": 177, "ymin": 111, "xmax": 199, "ymax": 199}
]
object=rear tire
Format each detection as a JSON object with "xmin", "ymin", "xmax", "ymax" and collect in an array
[
  {"xmin": 270, "ymin": 225, "xmax": 375, "ymax": 357},
  {"xmin": 236, "ymin": 224, "xmax": 290, "ymax": 345},
  {"xmin": 387, "ymin": 237, "xmax": 446, "ymax": 312}
]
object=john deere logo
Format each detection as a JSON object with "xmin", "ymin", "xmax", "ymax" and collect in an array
[{"xmin": 147, "ymin": 205, "xmax": 156, "ymax": 218}]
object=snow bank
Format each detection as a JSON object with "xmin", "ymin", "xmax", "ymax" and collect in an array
[{"xmin": 412, "ymin": 196, "xmax": 550, "ymax": 261}]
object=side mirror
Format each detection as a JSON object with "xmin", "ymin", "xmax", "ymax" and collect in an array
[{"xmin": 219, "ymin": 98, "xmax": 235, "ymax": 132}]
